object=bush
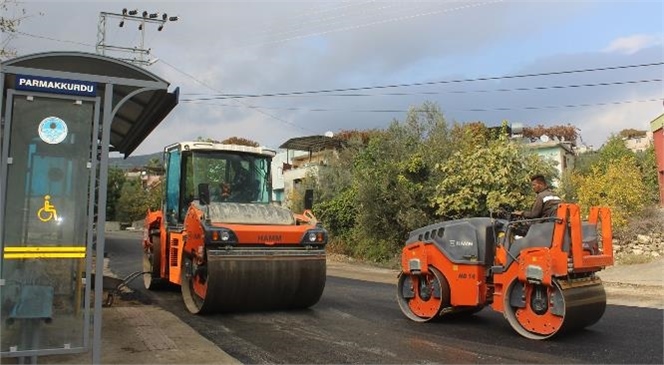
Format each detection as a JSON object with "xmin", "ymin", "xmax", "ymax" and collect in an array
[{"xmin": 575, "ymin": 156, "xmax": 649, "ymax": 228}]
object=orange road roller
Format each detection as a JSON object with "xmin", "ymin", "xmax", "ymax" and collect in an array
[
  {"xmin": 397, "ymin": 203, "xmax": 613, "ymax": 339},
  {"xmin": 142, "ymin": 141, "xmax": 327, "ymax": 314}
]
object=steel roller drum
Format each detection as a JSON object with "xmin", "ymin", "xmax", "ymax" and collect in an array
[
  {"xmin": 504, "ymin": 278, "xmax": 607, "ymax": 340},
  {"xmin": 182, "ymin": 248, "xmax": 327, "ymax": 314}
]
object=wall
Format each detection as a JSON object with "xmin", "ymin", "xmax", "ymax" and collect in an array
[{"xmin": 527, "ymin": 141, "xmax": 575, "ymax": 186}]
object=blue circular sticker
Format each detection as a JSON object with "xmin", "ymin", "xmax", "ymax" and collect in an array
[{"xmin": 38, "ymin": 116, "xmax": 68, "ymax": 144}]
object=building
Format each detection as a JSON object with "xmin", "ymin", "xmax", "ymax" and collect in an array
[
  {"xmin": 650, "ymin": 113, "xmax": 664, "ymax": 206},
  {"xmin": 623, "ymin": 131, "xmax": 654, "ymax": 153},
  {"xmin": 524, "ymin": 139, "xmax": 576, "ymax": 186},
  {"xmin": 271, "ymin": 149, "xmax": 309, "ymax": 203},
  {"xmin": 272, "ymin": 135, "xmax": 344, "ymax": 206}
]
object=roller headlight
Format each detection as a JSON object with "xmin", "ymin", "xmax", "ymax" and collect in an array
[
  {"xmin": 205, "ymin": 227, "xmax": 237, "ymax": 245},
  {"xmin": 301, "ymin": 229, "xmax": 327, "ymax": 245},
  {"xmin": 220, "ymin": 231, "xmax": 230, "ymax": 242}
]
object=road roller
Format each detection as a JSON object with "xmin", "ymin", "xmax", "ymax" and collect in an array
[
  {"xmin": 397, "ymin": 203, "xmax": 614, "ymax": 339},
  {"xmin": 142, "ymin": 141, "xmax": 327, "ymax": 314}
]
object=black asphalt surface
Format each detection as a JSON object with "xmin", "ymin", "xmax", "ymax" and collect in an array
[{"xmin": 106, "ymin": 231, "xmax": 664, "ymax": 364}]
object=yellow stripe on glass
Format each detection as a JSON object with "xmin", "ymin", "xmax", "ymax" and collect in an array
[{"xmin": 3, "ymin": 246, "xmax": 87, "ymax": 259}]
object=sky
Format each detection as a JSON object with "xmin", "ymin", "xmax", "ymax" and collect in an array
[{"xmin": 4, "ymin": 0, "xmax": 664, "ymax": 156}]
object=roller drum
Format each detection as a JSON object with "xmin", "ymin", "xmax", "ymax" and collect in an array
[
  {"xmin": 504, "ymin": 278, "xmax": 607, "ymax": 339},
  {"xmin": 182, "ymin": 248, "xmax": 326, "ymax": 314},
  {"xmin": 556, "ymin": 280, "xmax": 606, "ymax": 333}
]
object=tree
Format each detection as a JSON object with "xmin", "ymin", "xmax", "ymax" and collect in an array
[
  {"xmin": 635, "ymin": 145, "xmax": 659, "ymax": 204},
  {"xmin": 221, "ymin": 136, "xmax": 260, "ymax": 147},
  {"xmin": 347, "ymin": 103, "xmax": 453, "ymax": 261},
  {"xmin": 195, "ymin": 136, "xmax": 260, "ymax": 147},
  {"xmin": 144, "ymin": 157, "xmax": 164, "ymax": 175},
  {"xmin": 522, "ymin": 124, "xmax": 579, "ymax": 145},
  {"xmin": 106, "ymin": 167, "xmax": 126, "ymax": 221},
  {"xmin": 116, "ymin": 180, "xmax": 150, "ymax": 223},
  {"xmin": 433, "ymin": 132, "xmax": 556, "ymax": 219},
  {"xmin": 0, "ymin": 1, "xmax": 39, "ymax": 60},
  {"xmin": 574, "ymin": 156, "xmax": 649, "ymax": 228},
  {"xmin": 618, "ymin": 128, "xmax": 647, "ymax": 139}
]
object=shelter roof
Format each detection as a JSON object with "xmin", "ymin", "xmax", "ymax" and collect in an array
[{"xmin": 1, "ymin": 51, "xmax": 179, "ymax": 156}]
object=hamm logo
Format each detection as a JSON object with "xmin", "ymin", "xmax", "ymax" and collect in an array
[{"xmin": 258, "ymin": 234, "xmax": 282, "ymax": 242}]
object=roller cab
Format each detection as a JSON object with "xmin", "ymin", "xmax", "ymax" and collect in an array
[{"xmin": 143, "ymin": 141, "xmax": 327, "ymax": 314}]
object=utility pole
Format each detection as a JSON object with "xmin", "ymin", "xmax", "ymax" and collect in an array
[{"xmin": 96, "ymin": 8, "xmax": 179, "ymax": 67}]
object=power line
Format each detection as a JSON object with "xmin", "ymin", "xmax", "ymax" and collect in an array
[
  {"xmin": 180, "ymin": 61, "xmax": 664, "ymax": 101},
  {"xmin": 181, "ymin": 97, "xmax": 663, "ymax": 113},
  {"xmin": 241, "ymin": 0, "xmax": 380, "ymax": 43},
  {"xmin": 223, "ymin": 0, "xmax": 503, "ymax": 50},
  {"xmin": 181, "ymin": 78, "xmax": 662, "ymax": 100},
  {"xmin": 12, "ymin": 31, "xmax": 96, "ymax": 47},
  {"xmin": 157, "ymin": 57, "xmax": 317, "ymax": 134}
]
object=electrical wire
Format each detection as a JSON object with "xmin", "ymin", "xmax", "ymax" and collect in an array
[
  {"xmin": 180, "ymin": 62, "xmax": 664, "ymax": 101},
  {"xmin": 12, "ymin": 31, "xmax": 96, "ymax": 47},
  {"xmin": 181, "ymin": 78, "xmax": 662, "ymax": 100},
  {"xmin": 223, "ymin": 0, "xmax": 503, "ymax": 50},
  {"xmin": 157, "ymin": 57, "xmax": 318, "ymax": 134},
  {"xmin": 182, "ymin": 97, "xmax": 664, "ymax": 113}
]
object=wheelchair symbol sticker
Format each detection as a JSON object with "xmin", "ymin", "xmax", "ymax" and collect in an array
[{"xmin": 37, "ymin": 195, "xmax": 60, "ymax": 223}]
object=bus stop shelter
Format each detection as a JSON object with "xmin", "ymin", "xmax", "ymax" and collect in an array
[{"xmin": 0, "ymin": 51, "xmax": 179, "ymax": 363}]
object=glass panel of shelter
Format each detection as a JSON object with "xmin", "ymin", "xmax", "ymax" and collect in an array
[{"xmin": 1, "ymin": 93, "xmax": 94, "ymax": 353}]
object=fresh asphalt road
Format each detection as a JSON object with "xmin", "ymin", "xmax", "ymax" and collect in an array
[{"xmin": 105, "ymin": 231, "xmax": 664, "ymax": 364}]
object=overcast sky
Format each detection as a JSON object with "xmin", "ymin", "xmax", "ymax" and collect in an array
[{"xmin": 5, "ymin": 0, "xmax": 664, "ymax": 155}]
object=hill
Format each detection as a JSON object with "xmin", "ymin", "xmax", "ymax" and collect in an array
[{"xmin": 109, "ymin": 152, "xmax": 162, "ymax": 170}]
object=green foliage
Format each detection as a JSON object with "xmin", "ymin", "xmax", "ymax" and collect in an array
[
  {"xmin": 635, "ymin": 145, "xmax": 659, "ymax": 203},
  {"xmin": 106, "ymin": 167, "xmax": 126, "ymax": 221},
  {"xmin": 313, "ymin": 187, "xmax": 357, "ymax": 237},
  {"xmin": 618, "ymin": 128, "xmax": 647, "ymax": 139},
  {"xmin": 558, "ymin": 170, "xmax": 578, "ymax": 202},
  {"xmin": 434, "ymin": 133, "xmax": 556, "ymax": 218},
  {"xmin": 572, "ymin": 151, "xmax": 599, "ymax": 176},
  {"xmin": 347, "ymin": 105, "xmax": 453, "ymax": 261},
  {"xmin": 195, "ymin": 136, "xmax": 260, "ymax": 147},
  {"xmin": 594, "ymin": 135, "xmax": 633, "ymax": 172},
  {"xmin": 220, "ymin": 136, "xmax": 260, "ymax": 147},
  {"xmin": 147, "ymin": 180, "xmax": 163, "ymax": 211},
  {"xmin": 522, "ymin": 124, "xmax": 579, "ymax": 145},
  {"xmin": 116, "ymin": 180, "xmax": 151, "ymax": 223},
  {"xmin": 569, "ymin": 136, "xmax": 658, "ymax": 227},
  {"xmin": 145, "ymin": 157, "xmax": 164, "ymax": 175},
  {"xmin": 574, "ymin": 156, "xmax": 649, "ymax": 228}
]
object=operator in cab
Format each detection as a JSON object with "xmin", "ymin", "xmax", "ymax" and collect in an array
[{"xmin": 514, "ymin": 174, "xmax": 561, "ymax": 219}]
